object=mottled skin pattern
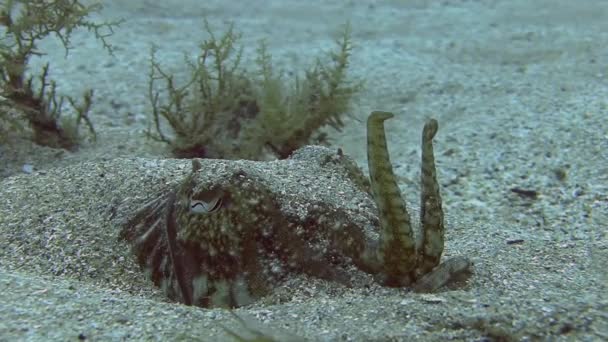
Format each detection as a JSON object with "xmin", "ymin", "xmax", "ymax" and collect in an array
[
  {"xmin": 121, "ymin": 112, "xmax": 471, "ymax": 308},
  {"xmin": 366, "ymin": 111, "xmax": 470, "ymax": 291},
  {"xmin": 121, "ymin": 162, "xmax": 353, "ymax": 307}
]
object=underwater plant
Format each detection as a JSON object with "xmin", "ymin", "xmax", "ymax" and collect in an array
[
  {"xmin": 252, "ymin": 23, "xmax": 361, "ymax": 159},
  {"xmin": 146, "ymin": 21, "xmax": 361, "ymax": 159},
  {"xmin": 147, "ymin": 20, "xmax": 259, "ymax": 159},
  {"xmin": 0, "ymin": 0, "xmax": 120, "ymax": 148}
]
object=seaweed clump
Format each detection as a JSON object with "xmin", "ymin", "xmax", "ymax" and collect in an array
[
  {"xmin": 0, "ymin": 0, "xmax": 120, "ymax": 148},
  {"xmin": 147, "ymin": 21, "xmax": 361, "ymax": 159}
]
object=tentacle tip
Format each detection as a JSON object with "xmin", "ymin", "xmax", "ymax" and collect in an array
[
  {"xmin": 423, "ymin": 118, "xmax": 439, "ymax": 138},
  {"xmin": 369, "ymin": 111, "xmax": 395, "ymax": 122}
]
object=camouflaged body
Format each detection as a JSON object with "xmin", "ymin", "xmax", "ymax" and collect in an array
[
  {"xmin": 121, "ymin": 113, "xmax": 471, "ymax": 308},
  {"xmin": 121, "ymin": 146, "xmax": 382, "ymax": 308}
]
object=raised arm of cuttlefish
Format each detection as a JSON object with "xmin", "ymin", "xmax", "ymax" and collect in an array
[
  {"xmin": 364, "ymin": 111, "xmax": 471, "ymax": 291},
  {"xmin": 120, "ymin": 111, "xmax": 471, "ymax": 308}
]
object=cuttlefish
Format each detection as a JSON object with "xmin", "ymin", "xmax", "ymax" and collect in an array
[{"xmin": 120, "ymin": 111, "xmax": 471, "ymax": 308}]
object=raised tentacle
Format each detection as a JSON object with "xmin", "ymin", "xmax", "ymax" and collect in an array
[
  {"xmin": 417, "ymin": 118, "xmax": 445, "ymax": 276},
  {"xmin": 367, "ymin": 111, "xmax": 416, "ymax": 286}
]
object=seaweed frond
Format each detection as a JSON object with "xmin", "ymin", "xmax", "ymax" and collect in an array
[
  {"xmin": 254, "ymin": 22, "xmax": 362, "ymax": 158},
  {"xmin": 0, "ymin": 0, "xmax": 121, "ymax": 149},
  {"xmin": 147, "ymin": 20, "xmax": 260, "ymax": 159},
  {"xmin": 146, "ymin": 21, "xmax": 361, "ymax": 160}
]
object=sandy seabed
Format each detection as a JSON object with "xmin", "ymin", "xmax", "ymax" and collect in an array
[{"xmin": 1, "ymin": 0, "xmax": 607, "ymax": 340}]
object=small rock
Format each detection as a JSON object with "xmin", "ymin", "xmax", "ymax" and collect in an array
[{"xmin": 22, "ymin": 164, "xmax": 34, "ymax": 174}]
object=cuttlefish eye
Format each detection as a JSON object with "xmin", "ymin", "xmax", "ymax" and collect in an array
[{"xmin": 190, "ymin": 190, "xmax": 223, "ymax": 214}]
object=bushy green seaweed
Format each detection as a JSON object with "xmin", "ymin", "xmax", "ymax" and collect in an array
[
  {"xmin": 147, "ymin": 21, "xmax": 361, "ymax": 159},
  {"xmin": 147, "ymin": 20, "xmax": 260, "ymax": 159},
  {"xmin": 0, "ymin": 0, "xmax": 121, "ymax": 148},
  {"xmin": 253, "ymin": 23, "xmax": 361, "ymax": 158}
]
